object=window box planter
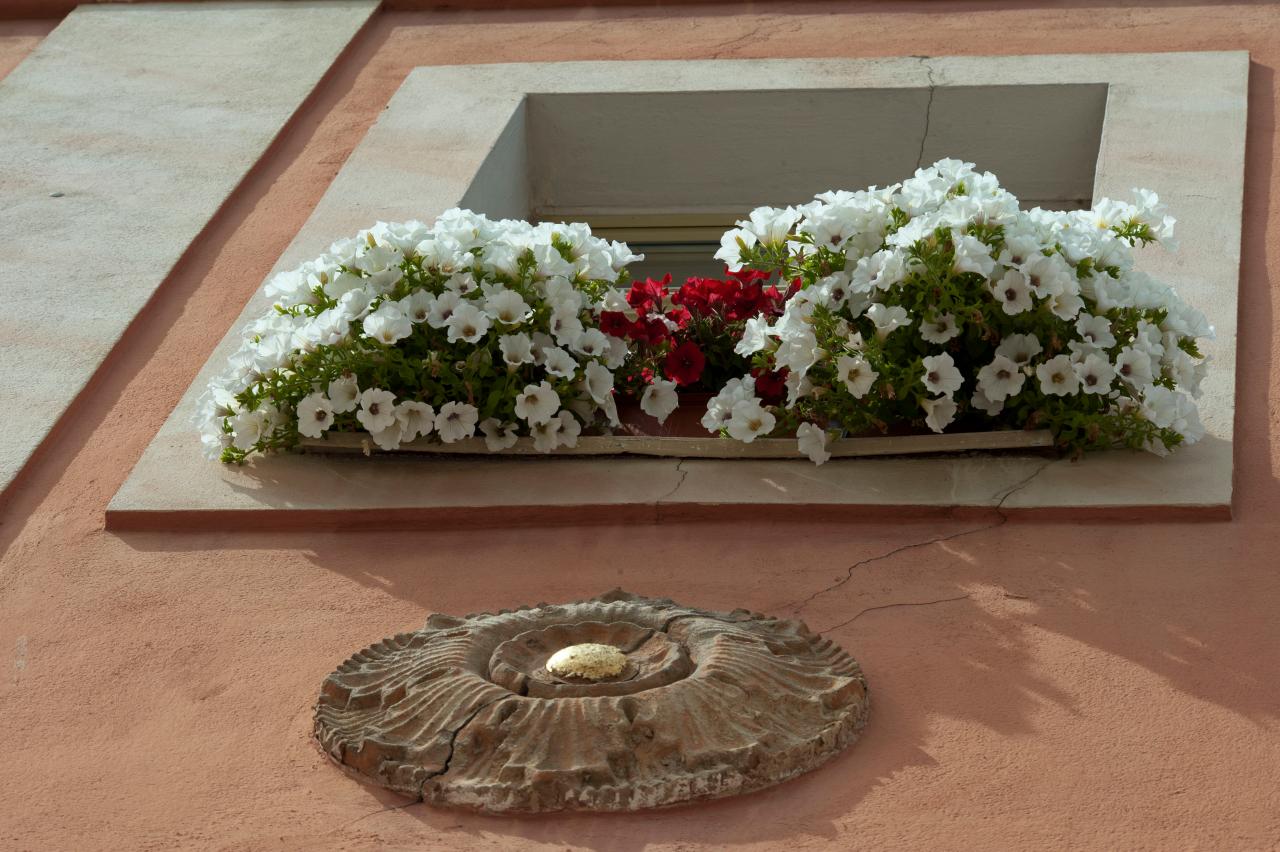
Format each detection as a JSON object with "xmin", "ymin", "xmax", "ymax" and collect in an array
[{"xmin": 297, "ymin": 427, "xmax": 1054, "ymax": 459}]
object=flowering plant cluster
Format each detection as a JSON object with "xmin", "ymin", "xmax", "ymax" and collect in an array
[
  {"xmin": 713, "ymin": 158, "xmax": 1211, "ymax": 464},
  {"xmin": 599, "ymin": 272, "xmax": 795, "ymax": 422},
  {"xmin": 197, "ymin": 210, "xmax": 641, "ymax": 461}
]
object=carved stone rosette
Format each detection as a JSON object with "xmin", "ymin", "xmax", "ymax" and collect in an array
[{"xmin": 314, "ymin": 590, "xmax": 870, "ymax": 813}]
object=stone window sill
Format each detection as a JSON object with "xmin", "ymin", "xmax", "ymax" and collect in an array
[{"xmin": 109, "ymin": 52, "xmax": 1247, "ymax": 529}]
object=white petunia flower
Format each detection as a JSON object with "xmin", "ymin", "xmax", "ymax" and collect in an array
[
  {"xmin": 1140, "ymin": 385, "xmax": 1179, "ymax": 428},
  {"xmin": 555, "ymin": 410, "xmax": 582, "ymax": 449},
  {"xmin": 479, "ymin": 417, "xmax": 519, "ymax": 452},
  {"xmin": 920, "ymin": 313, "xmax": 961, "ymax": 344},
  {"xmin": 327, "ymin": 373, "xmax": 360, "ymax": 414},
  {"xmin": 597, "ymin": 287, "xmax": 636, "ymax": 319},
  {"xmin": 604, "ymin": 334, "xmax": 628, "ymax": 370},
  {"xmin": 542, "ymin": 346, "xmax": 578, "ymax": 379},
  {"xmin": 851, "ymin": 249, "xmax": 906, "ymax": 293},
  {"xmin": 990, "ymin": 269, "xmax": 1034, "ymax": 315},
  {"xmin": 1075, "ymin": 353, "xmax": 1116, "ymax": 395},
  {"xmin": 296, "ymin": 393, "xmax": 334, "ymax": 439},
  {"xmin": 997, "ymin": 232, "xmax": 1042, "ymax": 268},
  {"xmin": 426, "ymin": 290, "xmax": 461, "ymax": 328},
  {"xmin": 796, "ymin": 422, "xmax": 831, "ymax": 465},
  {"xmin": 921, "ymin": 353, "xmax": 963, "ymax": 397},
  {"xmin": 530, "ymin": 416, "xmax": 563, "ymax": 453},
  {"xmin": 1075, "ymin": 313, "xmax": 1117, "ymax": 349},
  {"xmin": 1048, "ymin": 291, "xmax": 1085, "ymax": 322},
  {"xmin": 230, "ymin": 407, "xmax": 271, "ymax": 451},
  {"xmin": 773, "ymin": 326, "xmax": 821, "ymax": 377},
  {"xmin": 1114, "ymin": 345, "xmax": 1155, "ymax": 388},
  {"xmin": 921, "ymin": 396, "xmax": 958, "ymax": 433},
  {"xmin": 363, "ymin": 304, "xmax": 412, "ymax": 345},
  {"xmin": 971, "ymin": 387, "xmax": 1004, "ymax": 416},
  {"xmin": 356, "ymin": 388, "xmax": 397, "ymax": 433},
  {"xmin": 1023, "ymin": 253, "xmax": 1073, "ymax": 298},
  {"xmin": 584, "ymin": 361, "xmax": 614, "ymax": 405},
  {"xmin": 549, "ymin": 311, "xmax": 584, "ymax": 348},
  {"xmin": 976, "ymin": 354, "xmax": 1025, "ymax": 402},
  {"xmin": 995, "ymin": 333, "xmax": 1042, "ymax": 366},
  {"xmin": 640, "ymin": 379, "xmax": 679, "ymax": 423},
  {"xmin": 483, "ymin": 288, "xmax": 533, "ymax": 325},
  {"xmin": 726, "ymin": 398, "xmax": 776, "ymax": 443},
  {"xmin": 573, "ymin": 328, "xmax": 609, "ymax": 359},
  {"xmin": 952, "ymin": 233, "xmax": 996, "ymax": 277},
  {"xmin": 401, "ymin": 289, "xmax": 435, "ymax": 323},
  {"xmin": 836, "ymin": 354, "xmax": 878, "ymax": 398},
  {"xmin": 744, "ymin": 206, "xmax": 801, "ymax": 245},
  {"xmin": 1036, "ymin": 355, "xmax": 1081, "ymax": 396},
  {"xmin": 735, "ymin": 316, "xmax": 773, "ymax": 357},
  {"xmin": 369, "ymin": 420, "xmax": 404, "ymax": 451},
  {"xmin": 445, "ymin": 302, "xmax": 490, "ymax": 344},
  {"xmin": 335, "ymin": 288, "xmax": 372, "ymax": 321},
  {"xmin": 434, "ymin": 401, "xmax": 478, "ymax": 442},
  {"xmin": 1176, "ymin": 352, "xmax": 1209, "ymax": 398},
  {"xmin": 499, "ymin": 332, "xmax": 535, "ymax": 369},
  {"xmin": 867, "ymin": 303, "xmax": 911, "ymax": 341},
  {"xmin": 395, "ymin": 400, "xmax": 435, "ymax": 441},
  {"xmin": 514, "ymin": 381, "xmax": 560, "ymax": 425}
]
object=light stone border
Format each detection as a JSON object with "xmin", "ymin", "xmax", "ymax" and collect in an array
[
  {"xmin": 108, "ymin": 53, "xmax": 1248, "ymax": 528},
  {"xmin": 0, "ymin": 0, "xmax": 379, "ymax": 498}
]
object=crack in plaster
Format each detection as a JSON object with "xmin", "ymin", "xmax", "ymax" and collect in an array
[
  {"xmin": 914, "ymin": 56, "xmax": 937, "ymax": 170},
  {"xmin": 656, "ymin": 459, "xmax": 689, "ymax": 505},
  {"xmin": 786, "ymin": 458, "xmax": 1055, "ymax": 619},
  {"xmin": 821, "ymin": 593, "xmax": 972, "ymax": 633},
  {"xmin": 706, "ymin": 23, "xmax": 769, "ymax": 60},
  {"xmin": 335, "ymin": 799, "xmax": 423, "ymax": 833}
]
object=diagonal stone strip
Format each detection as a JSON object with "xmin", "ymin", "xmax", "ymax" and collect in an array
[{"xmin": 0, "ymin": 0, "xmax": 378, "ymax": 498}]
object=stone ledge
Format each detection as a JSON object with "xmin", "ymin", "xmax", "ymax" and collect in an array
[
  {"xmin": 109, "ymin": 52, "xmax": 1247, "ymax": 528},
  {"xmin": 104, "ymin": 438, "xmax": 1233, "ymax": 530},
  {"xmin": 0, "ymin": 0, "xmax": 378, "ymax": 498}
]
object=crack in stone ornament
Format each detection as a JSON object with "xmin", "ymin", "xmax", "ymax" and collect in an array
[{"xmin": 314, "ymin": 590, "xmax": 870, "ymax": 813}]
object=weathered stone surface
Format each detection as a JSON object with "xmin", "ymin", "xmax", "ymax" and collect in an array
[
  {"xmin": 314, "ymin": 590, "xmax": 870, "ymax": 813},
  {"xmin": 0, "ymin": 0, "xmax": 377, "ymax": 497}
]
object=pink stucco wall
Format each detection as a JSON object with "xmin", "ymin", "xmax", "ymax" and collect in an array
[
  {"xmin": 0, "ymin": 19, "xmax": 54, "ymax": 80},
  {"xmin": 0, "ymin": 3, "xmax": 1277, "ymax": 849}
]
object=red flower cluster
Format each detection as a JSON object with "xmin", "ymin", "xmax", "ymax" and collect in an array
[
  {"xmin": 605, "ymin": 270, "xmax": 798, "ymax": 392},
  {"xmin": 664, "ymin": 340, "xmax": 707, "ymax": 386},
  {"xmin": 672, "ymin": 270, "xmax": 792, "ymax": 322},
  {"xmin": 602, "ymin": 272, "xmax": 795, "ymax": 342}
]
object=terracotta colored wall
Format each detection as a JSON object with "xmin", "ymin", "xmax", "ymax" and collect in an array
[
  {"xmin": 1, "ymin": 3, "xmax": 1278, "ymax": 849},
  {"xmin": 0, "ymin": 19, "xmax": 54, "ymax": 80}
]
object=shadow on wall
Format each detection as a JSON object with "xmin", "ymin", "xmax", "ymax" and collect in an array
[
  {"xmin": 116, "ymin": 495, "xmax": 1280, "ymax": 849},
  {"xmin": 94, "ymin": 58, "xmax": 1278, "ymax": 850}
]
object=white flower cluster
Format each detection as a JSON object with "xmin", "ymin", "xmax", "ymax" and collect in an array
[
  {"xmin": 197, "ymin": 209, "xmax": 641, "ymax": 460},
  {"xmin": 718, "ymin": 159, "xmax": 1211, "ymax": 463}
]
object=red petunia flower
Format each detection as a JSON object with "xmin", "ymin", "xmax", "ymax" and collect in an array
[
  {"xmin": 664, "ymin": 340, "xmax": 706, "ymax": 386},
  {"xmin": 599, "ymin": 311, "xmax": 638, "ymax": 339},
  {"xmin": 627, "ymin": 275, "xmax": 670, "ymax": 313},
  {"xmin": 752, "ymin": 367, "xmax": 789, "ymax": 405}
]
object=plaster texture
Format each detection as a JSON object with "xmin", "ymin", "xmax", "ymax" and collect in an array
[
  {"xmin": 112, "ymin": 51, "xmax": 1246, "ymax": 526},
  {"xmin": 2, "ymin": 3, "xmax": 1280, "ymax": 850},
  {"xmin": 0, "ymin": 0, "xmax": 377, "ymax": 500},
  {"xmin": 0, "ymin": 18, "xmax": 52, "ymax": 81}
]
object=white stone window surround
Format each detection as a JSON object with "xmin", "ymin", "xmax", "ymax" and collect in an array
[{"xmin": 109, "ymin": 53, "xmax": 1247, "ymax": 528}]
